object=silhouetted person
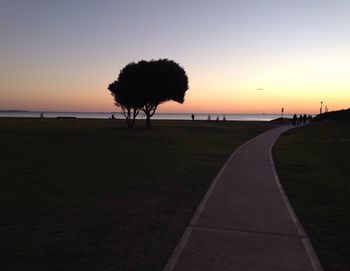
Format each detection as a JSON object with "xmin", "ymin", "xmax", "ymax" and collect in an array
[
  {"xmin": 216, "ymin": 116, "xmax": 219, "ymax": 121},
  {"xmin": 191, "ymin": 114, "xmax": 195, "ymax": 121},
  {"xmin": 299, "ymin": 115, "xmax": 303, "ymax": 125},
  {"xmin": 303, "ymin": 114, "xmax": 307, "ymax": 124},
  {"xmin": 292, "ymin": 114, "xmax": 297, "ymax": 126},
  {"xmin": 207, "ymin": 115, "xmax": 211, "ymax": 121},
  {"xmin": 111, "ymin": 114, "xmax": 115, "ymax": 120},
  {"xmin": 40, "ymin": 112, "xmax": 44, "ymax": 118},
  {"xmin": 223, "ymin": 115, "xmax": 226, "ymax": 121}
]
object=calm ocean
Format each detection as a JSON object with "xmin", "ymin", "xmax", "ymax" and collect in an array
[{"xmin": 0, "ymin": 111, "xmax": 297, "ymax": 121}]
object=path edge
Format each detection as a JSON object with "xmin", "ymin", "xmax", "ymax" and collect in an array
[
  {"xmin": 269, "ymin": 129, "xmax": 324, "ymax": 271},
  {"xmin": 162, "ymin": 129, "xmax": 272, "ymax": 271}
]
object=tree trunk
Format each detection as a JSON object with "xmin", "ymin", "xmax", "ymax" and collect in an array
[
  {"xmin": 127, "ymin": 119, "xmax": 133, "ymax": 128},
  {"xmin": 142, "ymin": 103, "xmax": 157, "ymax": 129},
  {"xmin": 146, "ymin": 115, "xmax": 151, "ymax": 129}
]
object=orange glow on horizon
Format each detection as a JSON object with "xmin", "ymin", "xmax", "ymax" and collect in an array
[
  {"xmin": 1, "ymin": 54, "xmax": 349, "ymax": 114},
  {"xmin": 1, "ymin": 83, "xmax": 349, "ymax": 114}
]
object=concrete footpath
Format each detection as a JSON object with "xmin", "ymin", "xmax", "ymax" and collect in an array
[{"xmin": 164, "ymin": 126, "xmax": 323, "ymax": 271}]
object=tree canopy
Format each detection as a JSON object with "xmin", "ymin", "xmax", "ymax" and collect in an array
[{"xmin": 108, "ymin": 59, "xmax": 189, "ymax": 128}]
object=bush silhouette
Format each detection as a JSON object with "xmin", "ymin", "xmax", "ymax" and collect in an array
[{"xmin": 108, "ymin": 59, "xmax": 189, "ymax": 128}]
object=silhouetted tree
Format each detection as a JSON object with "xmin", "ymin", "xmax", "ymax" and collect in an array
[
  {"xmin": 108, "ymin": 59, "xmax": 189, "ymax": 128},
  {"xmin": 108, "ymin": 62, "xmax": 145, "ymax": 128},
  {"xmin": 139, "ymin": 59, "xmax": 188, "ymax": 128}
]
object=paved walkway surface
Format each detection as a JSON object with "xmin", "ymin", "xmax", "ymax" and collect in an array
[{"xmin": 164, "ymin": 126, "xmax": 323, "ymax": 271}]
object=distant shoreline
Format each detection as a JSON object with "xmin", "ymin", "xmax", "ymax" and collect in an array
[
  {"xmin": 0, "ymin": 110, "xmax": 30, "ymax": 112},
  {"xmin": 0, "ymin": 112, "xmax": 302, "ymax": 122},
  {"xmin": 0, "ymin": 110, "xmax": 287, "ymax": 115}
]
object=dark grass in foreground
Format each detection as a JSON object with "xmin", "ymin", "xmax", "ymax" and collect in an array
[
  {"xmin": 0, "ymin": 118, "xmax": 274, "ymax": 271},
  {"xmin": 274, "ymin": 121, "xmax": 350, "ymax": 271}
]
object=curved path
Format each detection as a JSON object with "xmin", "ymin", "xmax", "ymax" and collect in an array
[{"xmin": 164, "ymin": 126, "xmax": 323, "ymax": 271}]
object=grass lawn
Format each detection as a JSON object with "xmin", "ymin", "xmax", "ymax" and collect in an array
[
  {"xmin": 0, "ymin": 118, "xmax": 273, "ymax": 271},
  {"xmin": 273, "ymin": 121, "xmax": 350, "ymax": 271}
]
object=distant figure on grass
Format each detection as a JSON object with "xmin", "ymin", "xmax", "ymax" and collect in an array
[
  {"xmin": 108, "ymin": 59, "xmax": 189, "ymax": 128},
  {"xmin": 292, "ymin": 114, "xmax": 297, "ymax": 126},
  {"xmin": 111, "ymin": 114, "xmax": 115, "ymax": 120},
  {"xmin": 223, "ymin": 115, "xmax": 226, "ymax": 121},
  {"xmin": 303, "ymin": 114, "xmax": 307, "ymax": 124},
  {"xmin": 207, "ymin": 115, "xmax": 211, "ymax": 121},
  {"xmin": 216, "ymin": 116, "xmax": 219, "ymax": 121},
  {"xmin": 40, "ymin": 112, "xmax": 44, "ymax": 118},
  {"xmin": 299, "ymin": 115, "xmax": 303, "ymax": 124},
  {"xmin": 191, "ymin": 114, "xmax": 195, "ymax": 121}
]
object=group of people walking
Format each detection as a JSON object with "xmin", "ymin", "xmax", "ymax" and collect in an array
[
  {"xmin": 292, "ymin": 114, "xmax": 312, "ymax": 126},
  {"xmin": 191, "ymin": 114, "xmax": 226, "ymax": 122}
]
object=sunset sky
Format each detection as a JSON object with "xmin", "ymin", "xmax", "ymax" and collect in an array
[{"xmin": 1, "ymin": 0, "xmax": 349, "ymax": 114}]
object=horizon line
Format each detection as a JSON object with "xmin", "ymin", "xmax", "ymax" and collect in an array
[{"xmin": 0, "ymin": 109, "xmax": 317, "ymax": 115}]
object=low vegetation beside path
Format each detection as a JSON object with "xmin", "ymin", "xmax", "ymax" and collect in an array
[
  {"xmin": 0, "ymin": 118, "xmax": 273, "ymax": 271},
  {"xmin": 274, "ymin": 120, "xmax": 350, "ymax": 271}
]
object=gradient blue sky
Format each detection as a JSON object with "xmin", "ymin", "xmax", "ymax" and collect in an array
[{"xmin": 1, "ymin": 0, "xmax": 349, "ymax": 113}]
